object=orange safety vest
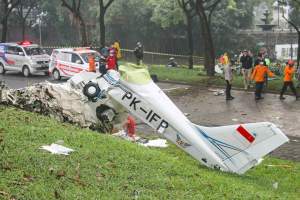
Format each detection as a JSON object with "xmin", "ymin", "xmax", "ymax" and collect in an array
[
  {"xmin": 283, "ymin": 65, "xmax": 295, "ymax": 82},
  {"xmin": 251, "ymin": 64, "xmax": 274, "ymax": 82},
  {"xmin": 88, "ymin": 56, "xmax": 96, "ymax": 72}
]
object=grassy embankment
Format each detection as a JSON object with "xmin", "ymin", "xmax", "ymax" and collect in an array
[
  {"xmin": 0, "ymin": 106, "xmax": 299, "ymax": 199},
  {"xmin": 147, "ymin": 65, "xmax": 298, "ymax": 93}
]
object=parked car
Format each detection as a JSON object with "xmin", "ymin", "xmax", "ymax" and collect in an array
[
  {"xmin": 0, "ymin": 41, "xmax": 50, "ymax": 77},
  {"xmin": 49, "ymin": 48, "xmax": 102, "ymax": 80}
]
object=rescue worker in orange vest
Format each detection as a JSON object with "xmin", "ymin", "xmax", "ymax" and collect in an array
[
  {"xmin": 251, "ymin": 61, "xmax": 275, "ymax": 100},
  {"xmin": 279, "ymin": 60, "xmax": 299, "ymax": 100},
  {"xmin": 88, "ymin": 54, "xmax": 96, "ymax": 72}
]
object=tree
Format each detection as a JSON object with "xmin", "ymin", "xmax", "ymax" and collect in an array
[
  {"xmin": 212, "ymin": 0, "xmax": 256, "ymax": 55},
  {"xmin": 193, "ymin": 0, "xmax": 222, "ymax": 76},
  {"xmin": 98, "ymin": 0, "xmax": 115, "ymax": 47},
  {"xmin": 177, "ymin": 0, "xmax": 196, "ymax": 69},
  {"xmin": 281, "ymin": 0, "xmax": 300, "ymax": 67},
  {"xmin": 16, "ymin": 0, "xmax": 39, "ymax": 40},
  {"xmin": 60, "ymin": 0, "xmax": 88, "ymax": 46},
  {"xmin": 0, "ymin": 0, "xmax": 21, "ymax": 42}
]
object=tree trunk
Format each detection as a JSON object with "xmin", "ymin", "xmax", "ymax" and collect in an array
[
  {"xmin": 197, "ymin": 3, "xmax": 215, "ymax": 76},
  {"xmin": 297, "ymin": 32, "xmax": 300, "ymax": 68},
  {"xmin": 22, "ymin": 19, "xmax": 26, "ymax": 40},
  {"xmin": 99, "ymin": 11, "xmax": 105, "ymax": 47},
  {"xmin": 1, "ymin": 18, "xmax": 8, "ymax": 43},
  {"xmin": 186, "ymin": 15, "xmax": 194, "ymax": 69},
  {"xmin": 79, "ymin": 20, "xmax": 88, "ymax": 46}
]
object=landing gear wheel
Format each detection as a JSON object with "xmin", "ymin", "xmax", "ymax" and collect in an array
[
  {"xmin": 83, "ymin": 82, "xmax": 101, "ymax": 100},
  {"xmin": 0, "ymin": 63, "xmax": 5, "ymax": 74},
  {"xmin": 52, "ymin": 69, "xmax": 61, "ymax": 80},
  {"xmin": 22, "ymin": 66, "xmax": 30, "ymax": 77}
]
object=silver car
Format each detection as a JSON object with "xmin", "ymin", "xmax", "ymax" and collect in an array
[{"xmin": 0, "ymin": 41, "xmax": 50, "ymax": 77}]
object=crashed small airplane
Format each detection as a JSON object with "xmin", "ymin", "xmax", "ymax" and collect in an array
[
  {"xmin": 67, "ymin": 63, "xmax": 288, "ymax": 174},
  {"xmin": 0, "ymin": 63, "xmax": 289, "ymax": 174}
]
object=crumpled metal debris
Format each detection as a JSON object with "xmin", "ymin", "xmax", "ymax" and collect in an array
[{"xmin": 0, "ymin": 81, "xmax": 126, "ymax": 133}]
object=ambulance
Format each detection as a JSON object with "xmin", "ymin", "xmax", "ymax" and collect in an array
[
  {"xmin": 0, "ymin": 41, "xmax": 50, "ymax": 77},
  {"xmin": 49, "ymin": 48, "xmax": 101, "ymax": 80}
]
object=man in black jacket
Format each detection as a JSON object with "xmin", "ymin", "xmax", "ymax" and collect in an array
[
  {"xmin": 134, "ymin": 42, "xmax": 144, "ymax": 65},
  {"xmin": 240, "ymin": 50, "xmax": 253, "ymax": 90}
]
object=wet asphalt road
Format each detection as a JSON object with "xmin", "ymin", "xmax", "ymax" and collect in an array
[
  {"xmin": 0, "ymin": 73, "xmax": 299, "ymax": 162},
  {"xmin": 0, "ymin": 72, "xmax": 61, "ymax": 88},
  {"xmin": 0, "ymin": 72, "xmax": 50, "ymax": 88}
]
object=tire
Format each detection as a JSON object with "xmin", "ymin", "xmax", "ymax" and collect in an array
[
  {"xmin": 22, "ymin": 66, "xmax": 30, "ymax": 77},
  {"xmin": 52, "ymin": 69, "xmax": 61, "ymax": 80},
  {"xmin": 83, "ymin": 82, "xmax": 101, "ymax": 99},
  {"xmin": 0, "ymin": 63, "xmax": 5, "ymax": 74}
]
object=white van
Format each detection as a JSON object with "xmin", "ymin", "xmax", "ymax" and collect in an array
[
  {"xmin": 0, "ymin": 41, "xmax": 50, "ymax": 77},
  {"xmin": 49, "ymin": 48, "xmax": 101, "ymax": 80}
]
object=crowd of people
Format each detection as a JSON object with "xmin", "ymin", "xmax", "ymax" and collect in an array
[
  {"xmin": 88, "ymin": 40, "xmax": 144, "ymax": 75},
  {"xmin": 220, "ymin": 50, "xmax": 299, "ymax": 101}
]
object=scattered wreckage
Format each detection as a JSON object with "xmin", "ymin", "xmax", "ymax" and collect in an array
[
  {"xmin": 0, "ymin": 63, "xmax": 289, "ymax": 174},
  {"xmin": 0, "ymin": 76, "xmax": 126, "ymax": 133}
]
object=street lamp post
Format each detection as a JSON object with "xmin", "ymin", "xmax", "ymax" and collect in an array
[{"xmin": 32, "ymin": 11, "xmax": 47, "ymax": 46}]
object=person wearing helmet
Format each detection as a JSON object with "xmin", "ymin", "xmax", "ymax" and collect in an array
[
  {"xmin": 167, "ymin": 57, "xmax": 178, "ymax": 67},
  {"xmin": 279, "ymin": 60, "xmax": 299, "ymax": 100},
  {"xmin": 251, "ymin": 61, "xmax": 275, "ymax": 100},
  {"xmin": 106, "ymin": 50, "xmax": 117, "ymax": 71}
]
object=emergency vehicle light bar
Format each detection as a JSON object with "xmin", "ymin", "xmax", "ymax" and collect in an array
[
  {"xmin": 73, "ymin": 47, "xmax": 90, "ymax": 51},
  {"xmin": 18, "ymin": 40, "xmax": 33, "ymax": 45}
]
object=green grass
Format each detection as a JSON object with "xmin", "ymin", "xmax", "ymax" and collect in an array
[
  {"xmin": 148, "ymin": 65, "xmax": 300, "ymax": 93},
  {"xmin": 0, "ymin": 106, "xmax": 299, "ymax": 199}
]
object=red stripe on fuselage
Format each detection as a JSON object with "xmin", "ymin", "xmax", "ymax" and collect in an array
[{"xmin": 236, "ymin": 125, "xmax": 255, "ymax": 143}]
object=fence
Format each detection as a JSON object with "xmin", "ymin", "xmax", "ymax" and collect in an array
[{"xmin": 43, "ymin": 46, "xmax": 204, "ymax": 67}]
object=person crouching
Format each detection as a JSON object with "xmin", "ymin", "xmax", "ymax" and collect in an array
[
  {"xmin": 251, "ymin": 61, "xmax": 274, "ymax": 100},
  {"xmin": 123, "ymin": 115, "xmax": 136, "ymax": 141},
  {"xmin": 280, "ymin": 60, "xmax": 299, "ymax": 100}
]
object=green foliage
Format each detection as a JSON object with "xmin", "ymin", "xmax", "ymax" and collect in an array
[
  {"xmin": 0, "ymin": 105, "xmax": 299, "ymax": 199},
  {"xmin": 289, "ymin": 0, "xmax": 300, "ymax": 27},
  {"xmin": 147, "ymin": 0, "xmax": 184, "ymax": 28},
  {"xmin": 211, "ymin": 0, "xmax": 257, "ymax": 55}
]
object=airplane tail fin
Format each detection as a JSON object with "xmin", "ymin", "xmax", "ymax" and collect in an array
[{"xmin": 194, "ymin": 122, "xmax": 289, "ymax": 174}]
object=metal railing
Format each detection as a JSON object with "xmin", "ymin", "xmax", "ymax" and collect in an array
[{"xmin": 42, "ymin": 46, "xmax": 204, "ymax": 67}]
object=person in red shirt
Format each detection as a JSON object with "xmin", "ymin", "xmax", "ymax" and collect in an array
[
  {"xmin": 280, "ymin": 60, "xmax": 299, "ymax": 100},
  {"xmin": 106, "ymin": 49, "xmax": 117, "ymax": 71},
  {"xmin": 123, "ymin": 115, "xmax": 136, "ymax": 141}
]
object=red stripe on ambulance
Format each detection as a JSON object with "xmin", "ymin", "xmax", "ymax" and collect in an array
[{"xmin": 236, "ymin": 125, "xmax": 255, "ymax": 143}]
